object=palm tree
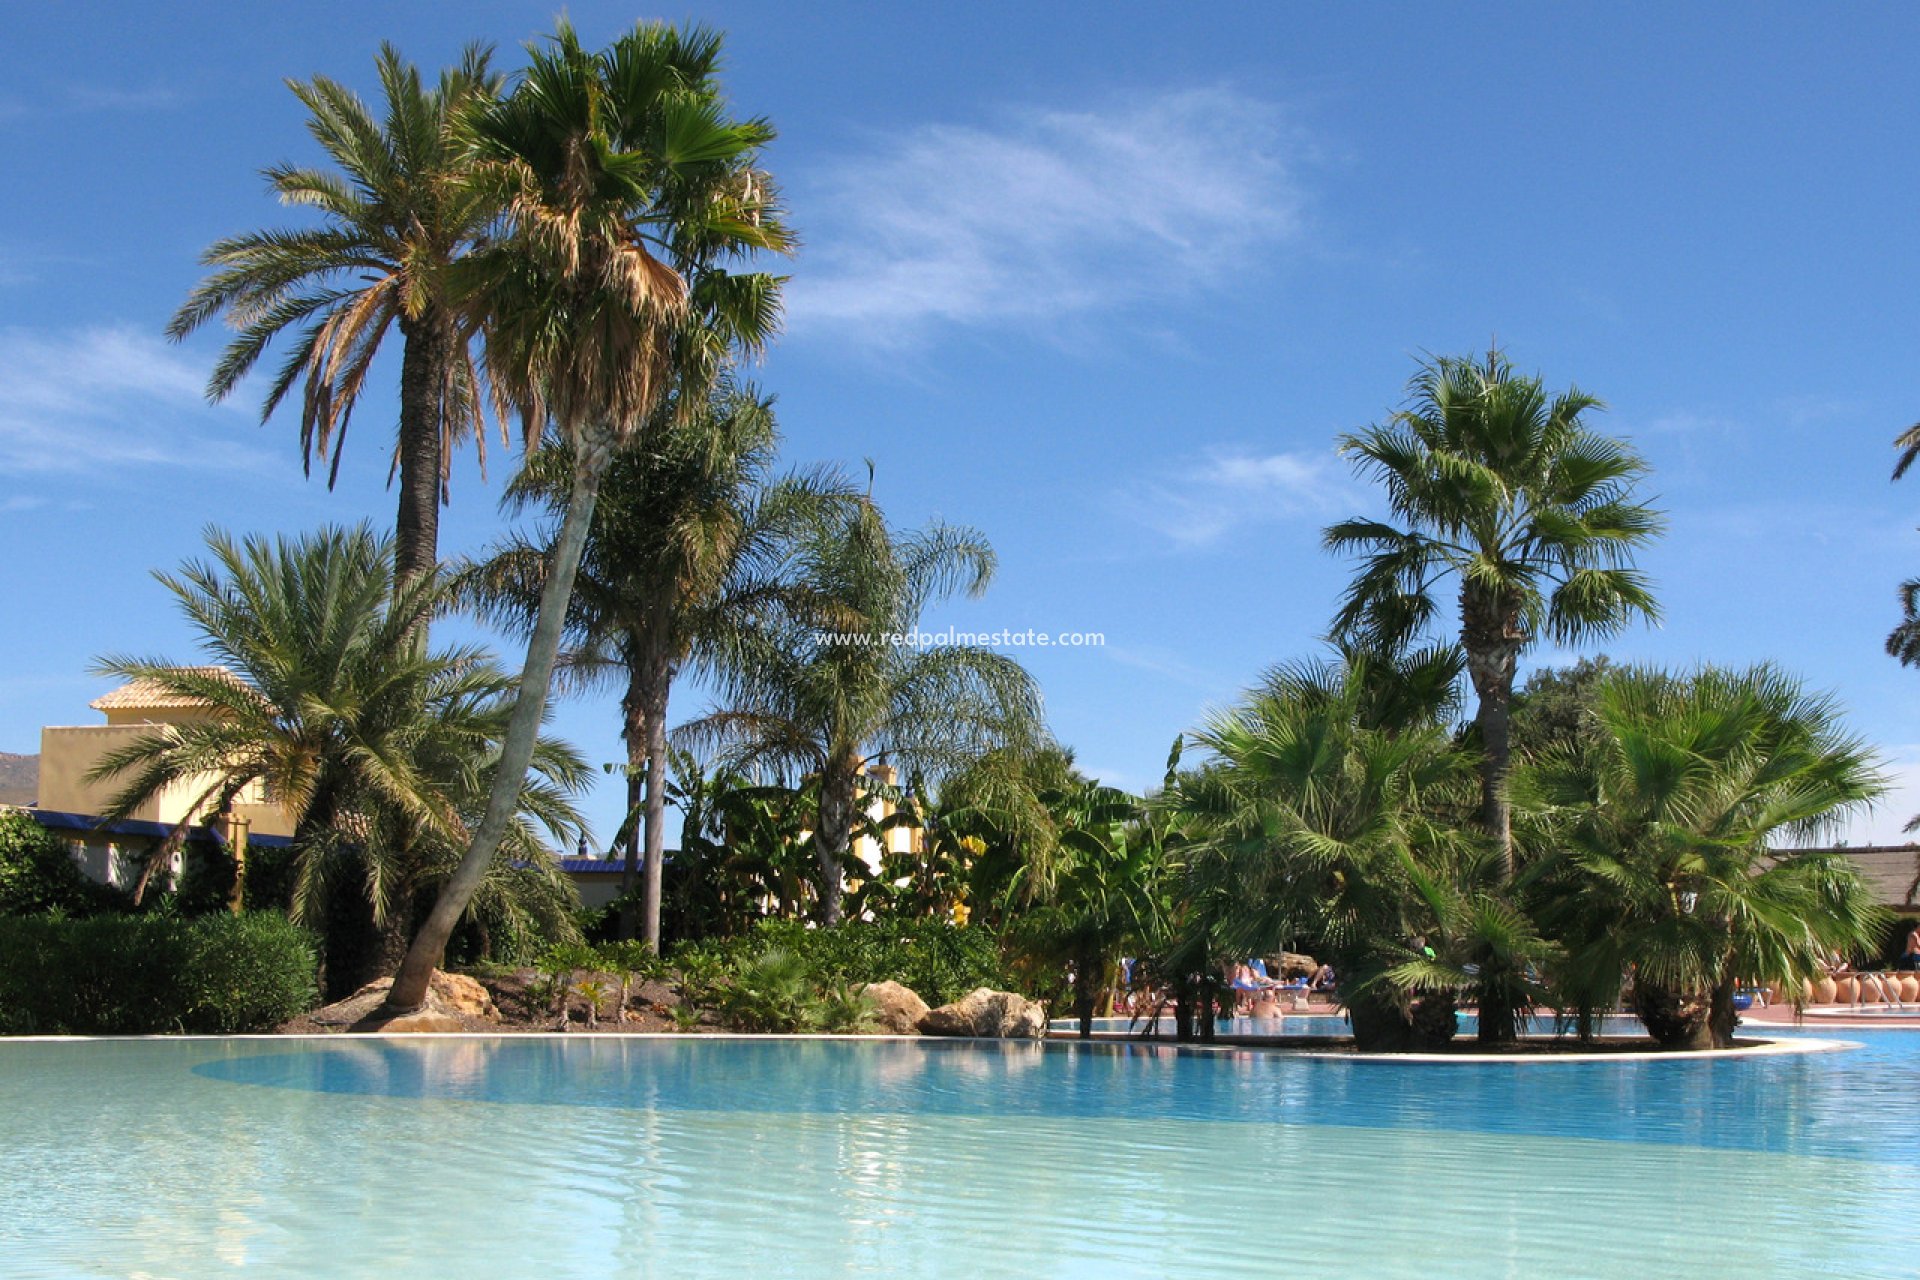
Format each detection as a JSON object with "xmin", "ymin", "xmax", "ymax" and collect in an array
[
  {"xmin": 1171, "ymin": 653, "xmax": 1480, "ymax": 1050},
  {"xmin": 88, "ymin": 525, "xmax": 587, "ymax": 992},
  {"xmin": 1003, "ymin": 779, "xmax": 1167, "ymax": 1039},
  {"xmin": 168, "ymin": 45, "xmax": 502, "ymax": 587},
  {"xmin": 668, "ymin": 762, "xmax": 820, "ymax": 933},
  {"xmin": 1325, "ymin": 348, "xmax": 1664, "ymax": 881},
  {"xmin": 389, "ymin": 21, "xmax": 788, "ymax": 1012},
  {"xmin": 1517, "ymin": 664, "xmax": 1886, "ymax": 1049},
  {"xmin": 683, "ymin": 501, "xmax": 1044, "ymax": 925},
  {"xmin": 1884, "ymin": 428, "xmax": 1920, "ymax": 675},
  {"xmin": 465, "ymin": 380, "xmax": 855, "ymax": 950},
  {"xmin": 934, "ymin": 743, "xmax": 1083, "ymax": 928}
]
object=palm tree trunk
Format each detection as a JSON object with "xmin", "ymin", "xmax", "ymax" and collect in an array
[
  {"xmin": 1075, "ymin": 947, "xmax": 1100, "ymax": 1039},
  {"xmin": 1461, "ymin": 584, "xmax": 1523, "ymax": 881},
  {"xmin": 617, "ymin": 679, "xmax": 646, "ymax": 940},
  {"xmin": 1347, "ymin": 992, "xmax": 1415, "ymax": 1052},
  {"xmin": 385, "ymin": 427, "xmax": 612, "ymax": 1014},
  {"xmin": 1474, "ymin": 957, "xmax": 1519, "ymax": 1046},
  {"xmin": 1632, "ymin": 981, "xmax": 1714, "ymax": 1050},
  {"xmin": 816, "ymin": 764, "xmax": 856, "ymax": 926},
  {"xmin": 641, "ymin": 667, "xmax": 671, "ymax": 953},
  {"xmin": 370, "ymin": 887, "xmax": 415, "ymax": 986},
  {"xmin": 1707, "ymin": 973, "xmax": 1739, "ymax": 1049},
  {"xmin": 394, "ymin": 311, "xmax": 453, "ymax": 592}
]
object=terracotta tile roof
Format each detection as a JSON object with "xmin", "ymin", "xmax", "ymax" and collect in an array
[
  {"xmin": 90, "ymin": 667, "xmax": 245, "ymax": 712},
  {"xmin": 1841, "ymin": 845, "xmax": 1920, "ymax": 910},
  {"xmin": 1771, "ymin": 845, "xmax": 1919, "ymax": 911}
]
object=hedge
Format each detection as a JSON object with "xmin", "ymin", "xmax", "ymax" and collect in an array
[
  {"xmin": 0, "ymin": 810, "xmax": 126, "ymax": 918},
  {"xmin": 0, "ymin": 912, "xmax": 318, "ymax": 1034}
]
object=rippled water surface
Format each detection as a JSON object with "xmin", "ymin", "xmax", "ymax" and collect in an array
[{"xmin": 2, "ymin": 1030, "xmax": 1915, "ymax": 1278}]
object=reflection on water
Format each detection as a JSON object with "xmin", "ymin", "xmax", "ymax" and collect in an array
[
  {"xmin": 188, "ymin": 1034, "xmax": 1900, "ymax": 1159},
  {"xmin": 0, "ymin": 1032, "xmax": 1914, "ymax": 1279}
]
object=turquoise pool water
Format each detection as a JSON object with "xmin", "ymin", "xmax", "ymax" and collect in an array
[
  {"xmin": 1, "ymin": 1030, "xmax": 1914, "ymax": 1278},
  {"xmin": 1053, "ymin": 1012, "xmax": 1649, "ymax": 1037}
]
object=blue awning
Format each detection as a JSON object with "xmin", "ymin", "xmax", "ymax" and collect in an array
[
  {"xmin": 19, "ymin": 808, "xmax": 293, "ymax": 850},
  {"xmin": 531, "ymin": 855, "xmax": 679, "ymax": 874}
]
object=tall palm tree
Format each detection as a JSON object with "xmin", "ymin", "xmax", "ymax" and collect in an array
[
  {"xmin": 1517, "ymin": 664, "xmax": 1885, "ymax": 1050},
  {"xmin": 168, "ymin": 45, "xmax": 503, "ymax": 587},
  {"xmin": 88, "ymin": 525, "xmax": 587, "ymax": 992},
  {"xmin": 466, "ymin": 381, "xmax": 855, "ymax": 950},
  {"xmin": 389, "ymin": 20, "xmax": 788, "ymax": 1011},
  {"xmin": 1325, "ymin": 348, "xmax": 1664, "ymax": 881},
  {"xmin": 683, "ymin": 502, "xmax": 1044, "ymax": 925}
]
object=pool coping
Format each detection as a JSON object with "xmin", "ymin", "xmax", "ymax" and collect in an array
[{"xmin": 0, "ymin": 1030, "xmax": 1862, "ymax": 1063}]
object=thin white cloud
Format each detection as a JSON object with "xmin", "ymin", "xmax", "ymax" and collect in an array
[
  {"xmin": 786, "ymin": 86, "xmax": 1310, "ymax": 346},
  {"xmin": 1641, "ymin": 410, "xmax": 1740, "ymax": 436},
  {"xmin": 0, "ymin": 326, "xmax": 265, "ymax": 476},
  {"xmin": 0, "ymin": 84, "xmax": 185, "ymax": 121},
  {"xmin": 1105, "ymin": 644, "xmax": 1223, "ymax": 690},
  {"xmin": 65, "ymin": 84, "xmax": 185, "ymax": 112},
  {"xmin": 0, "ymin": 246, "xmax": 94, "ymax": 289},
  {"xmin": 1128, "ymin": 445, "xmax": 1352, "ymax": 548}
]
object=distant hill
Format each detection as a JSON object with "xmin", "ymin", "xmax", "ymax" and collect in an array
[{"xmin": 0, "ymin": 753, "xmax": 38, "ymax": 806}]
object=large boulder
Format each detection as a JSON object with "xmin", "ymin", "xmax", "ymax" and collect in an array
[
  {"xmin": 310, "ymin": 971, "xmax": 498, "ymax": 1031},
  {"xmin": 428, "ymin": 972, "xmax": 499, "ymax": 1021},
  {"xmin": 860, "ymin": 981, "xmax": 930, "ymax": 1035},
  {"xmin": 358, "ymin": 1010, "xmax": 465, "ymax": 1035},
  {"xmin": 917, "ymin": 988, "xmax": 1047, "ymax": 1039}
]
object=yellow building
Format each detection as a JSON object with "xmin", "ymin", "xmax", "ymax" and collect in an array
[
  {"xmin": 849, "ymin": 763, "xmax": 926, "ymax": 875},
  {"xmin": 23, "ymin": 668, "xmax": 294, "ymax": 889}
]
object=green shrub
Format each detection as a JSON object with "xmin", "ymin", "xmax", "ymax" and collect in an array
[
  {"xmin": 711, "ymin": 946, "xmax": 820, "ymax": 1032},
  {"xmin": 179, "ymin": 913, "xmax": 323, "ymax": 1033},
  {"xmin": 672, "ymin": 919, "xmax": 1012, "ymax": 1007},
  {"xmin": 0, "ymin": 912, "xmax": 318, "ymax": 1034},
  {"xmin": 0, "ymin": 811, "xmax": 126, "ymax": 918},
  {"xmin": 817, "ymin": 982, "xmax": 879, "ymax": 1034}
]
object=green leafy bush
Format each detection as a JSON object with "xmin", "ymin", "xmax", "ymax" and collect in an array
[
  {"xmin": 179, "ymin": 913, "xmax": 323, "ymax": 1032},
  {"xmin": 0, "ymin": 811, "xmax": 125, "ymax": 917},
  {"xmin": 672, "ymin": 918, "xmax": 1012, "ymax": 1007},
  {"xmin": 0, "ymin": 912, "xmax": 318, "ymax": 1034},
  {"xmin": 711, "ymin": 946, "xmax": 819, "ymax": 1032},
  {"xmin": 817, "ymin": 982, "xmax": 879, "ymax": 1034}
]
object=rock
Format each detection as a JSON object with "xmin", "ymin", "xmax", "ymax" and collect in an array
[
  {"xmin": 353, "ymin": 1010, "xmax": 465, "ymax": 1034},
  {"xmin": 860, "ymin": 981, "xmax": 930, "ymax": 1034},
  {"xmin": 1275, "ymin": 952, "xmax": 1318, "ymax": 979},
  {"xmin": 1001, "ymin": 997, "xmax": 1048, "ymax": 1039},
  {"xmin": 429, "ymin": 972, "xmax": 499, "ymax": 1021},
  {"xmin": 917, "ymin": 988, "xmax": 1047, "ymax": 1039},
  {"xmin": 310, "ymin": 970, "xmax": 496, "ymax": 1029}
]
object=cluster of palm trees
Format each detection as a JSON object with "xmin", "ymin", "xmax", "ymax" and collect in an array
[
  {"xmin": 93, "ymin": 525, "xmax": 587, "ymax": 994},
  {"xmin": 102, "ymin": 20, "xmax": 1887, "ymax": 1045},
  {"xmin": 116, "ymin": 21, "xmax": 1043, "ymax": 1009},
  {"xmin": 946, "ymin": 352, "xmax": 1886, "ymax": 1052}
]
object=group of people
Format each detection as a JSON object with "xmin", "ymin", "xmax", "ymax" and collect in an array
[
  {"xmin": 1104, "ymin": 957, "xmax": 1338, "ymax": 1018},
  {"xmin": 1225, "ymin": 959, "xmax": 1337, "ymax": 1016}
]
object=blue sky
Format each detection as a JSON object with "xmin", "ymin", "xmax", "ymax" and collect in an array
[{"xmin": 4, "ymin": 2, "xmax": 1919, "ymax": 844}]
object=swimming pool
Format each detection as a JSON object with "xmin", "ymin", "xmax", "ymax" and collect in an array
[
  {"xmin": 1052, "ymin": 1012, "xmax": 1650, "ymax": 1037},
  {"xmin": 2, "ymin": 1030, "xmax": 1914, "ymax": 1278}
]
